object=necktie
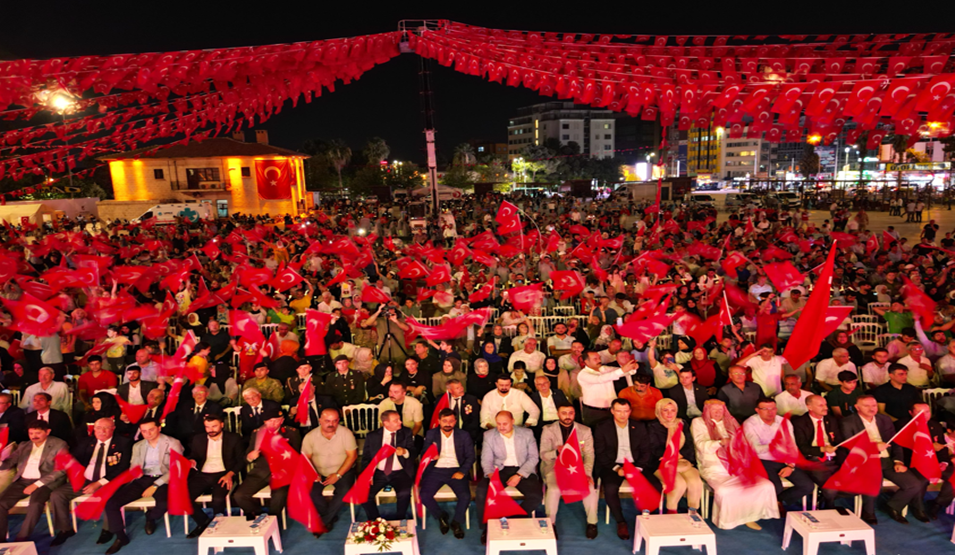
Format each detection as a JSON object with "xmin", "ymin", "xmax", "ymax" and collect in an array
[
  {"xmin": 195, "ymin": 405, "xmax": 201, "ymax": 415},
  {"xmin": 815, "ymin": 419, "xmax": 826, "ymax": 448},
  {"xmin": 383, "ymin": 433, "xmax": 396, "ymax": 475},
  {"xmin": 454, "ymin": 398, "xmax": 462, "ymax": 428},
  {"xmin": 92, "ymin": 442, "xmax": 105, "ymax": 482}
]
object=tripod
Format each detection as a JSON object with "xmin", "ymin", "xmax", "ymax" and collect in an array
[{"xmin": 376, "ymin": 311, "xmax": 408, "ymax": 367}]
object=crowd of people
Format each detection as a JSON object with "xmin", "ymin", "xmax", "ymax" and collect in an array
[{"xmin": 0, "ymin": 191, "xmax": 952, "ymax": 552}]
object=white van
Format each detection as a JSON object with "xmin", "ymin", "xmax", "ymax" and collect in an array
[{"xmin": 132, "ymin": 203, "xmax": 215, "ymax": 224}]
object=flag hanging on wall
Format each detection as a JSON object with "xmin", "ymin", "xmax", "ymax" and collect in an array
[{"xmin": 255, "ymin": 159, "xmax": 294, "ymax": 199}]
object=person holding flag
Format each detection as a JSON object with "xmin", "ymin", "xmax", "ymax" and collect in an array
[
  {"xmin": 648, "ymin": 399, "xmax": 702, "ymax": 515},
  {"xmin": 232, "ymin": 406, "xmax": 302, "ymax": 521},
  {"xmin": 302, "ymin": 408, "xmax": 358, "ymax": 536},
  {"xmin": 792, "ymin": 395, "xmax": 844, "ymax": 509},
  {"xmin": 356, "ymin": 410, "xmax": 416, "ymax": 521},
  {"xmin": 839, "ymin": 395, "xmax": 928, "ymax": 524},
  {"xmin": 539, "ymin": 402, "xmax": 598, "ymax": 540},
  {"xmin": 896, "ymin": 402, "xmax": 952, "ymax": 520},
  {"xmin": 418, "ymin": 408, "xmax": 475, "ymax": 539}
]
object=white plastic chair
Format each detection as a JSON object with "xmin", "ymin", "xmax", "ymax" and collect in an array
[
  {"xmin": 71, "ymin": 495, "xmax": 171, "ymax": 537},
  {"xmin": 10, "ymin": 498, "xmax": 53, "ymax": 538},
  {"xmin": 223, "ymin": 406, "xmax": 243, "ymax": 434},
  {"xmin": 420, "ymin": 484, "xmax": 470, "ymax": 530},
  {"xmin": 341, "ymin": 404, "xmax": 380, "ymax": 439}
]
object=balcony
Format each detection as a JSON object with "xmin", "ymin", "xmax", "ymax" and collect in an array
[{"xmin": 176, "ymin": 181, "xmax": 228, "ymax": 195}]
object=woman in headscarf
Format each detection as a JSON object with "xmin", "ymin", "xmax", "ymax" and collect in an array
[
  {"xmin": 207, "ymin": 360, "xmax": 239, "ymax": 407},
  {"xmin": 468, "ymin": 358, "xmax": 497, "ymax": 400},
  {"xmin": 592, "ymin": 324, "xmax": 616, "ymax": 350},
  {"xmin": 690, "ymin": 399, "xmax": 779, "ymax": 530},
  {"xmin": 480, "ymin": 340, "xmax": 505, "ymax": 375},
  {"xmin": 352, "ymin": 347, "xmax": 377, "ymax": 376},
  {"xmin": 816, "ymin": 330, "xmax": 865, "ymax": 368},
  {"xmin": 77, "ymin": 391, "xmax": 121, "ymax": 442},
  {"xmin": 433, "ymin": 355, "xmax": 467, "ymax": 398},
  {"xmin": 674, "ymin": 336, "xmax": 696, "ymax": 365},
  {"xmin": 540, "ymin": 356, "xmax": 560, "ymax": 392},
  {"xmin": 648, "ymin": 398, "xmax": 702, "ymax": 514},
  {"xmin": 689, "ymin": 346, "xmax": 722, "ymax": 393},
  {"xmin": 366, "ymin": 362, "xmax": 396, "ymax": 402}
]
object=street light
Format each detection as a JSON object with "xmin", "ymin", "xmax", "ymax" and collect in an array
[{"xmin": 36, "ymin": 89, "xmax": 79, "ymax": 188}]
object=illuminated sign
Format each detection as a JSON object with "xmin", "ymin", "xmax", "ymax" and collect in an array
[{"xmin": 884, "ymin": 162, "xmax": 951, "ymax": 171}]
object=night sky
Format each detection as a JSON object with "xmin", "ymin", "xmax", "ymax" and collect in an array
[{"xmin": 3, "ymin": 2, "xmax": 955, "ymax": 165}]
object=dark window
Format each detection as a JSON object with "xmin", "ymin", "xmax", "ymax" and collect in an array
[
  {"xmin": 153, "ymin": 169, "xmax": 164, "ymax": 180},
  {"xmin": 241, "ymin": 167, "xmax": 251, "ymax": 177},
  {"xmin": 562, "ymin": 123, "xmax": 570, "ymax": 129},
  {"xmin": 186, "ymin": 168, "xmax": 220, "ymax": 181}
]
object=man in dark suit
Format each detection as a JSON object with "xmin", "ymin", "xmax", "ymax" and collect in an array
[
  {"xmin": 232, "ymin": 406, "xmax": 301, "ymax": 519},
  {"xmin": 116, "ymin": 365, "xmax": 158, "ymax": 405},
  {"xmin": 529, "ymin": 375, "xmax": 569, "ymax": 441},
  {"xmin": 445, "ymin": 380, "xmax": 481, "ymax": 445},
  {"xmin": 594, "ymin": 398, "xmax": 659, "ymax": 540},
  {"xmin": 480, "ymin": 325, "xmax": 514, "ymax": 358},
  {"xmin": 240, "ymin": 388, "xmax": 281, "ymax": 439},
  {"xmin": 24, "ymin": 392, "xmax": 72, "ymax": 445},
  {"xmin": 173, "ymin": 384, "xmax": 224, "ymax": 449},
  {"xmin": 360, "ymin": 410, "xmax": 416, "ymax": 520},
  {"xmin": 0, "ymin": 420, "xmax": 68, "ymax": 541},
  {"xmin": 665, "ymin": 367, "xmax": 708, "ymax": 421},
  {"xmin": 419, "ymin": 408, "xmax": 475, "ymax": 539},
  {"xmin": 289, "ymin": 378, "xmax": 338, "ymax": 437},
  {"xmin": 792, "ymin": 395, "xmax": 844, "ymax": 509},
  {"xmin": 49, "ymin": 417, "xmax": 133, "ymax": 546},
  {"xmin": 0, "ymin": 391, "xmax": 27, "ymax": 443},
  {"xmin": 185, "ymin": 413, "xmax": 245, "ymax": 537},
  {"xmin": 840, "ymin": 394, "xmax": 928, "ymax": 524},
  {"xmin": 903, "ymin": 402, "xmax": 954, "ymax": 519}
]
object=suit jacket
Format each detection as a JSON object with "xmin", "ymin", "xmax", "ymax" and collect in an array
[
  {"xmin": 25, "ymin": 409, "xmax": 72, "ymax": 446},
  {"xmin": 174, "ymin": 399, "xmax": 224, "ymax": 442},
  {"xmin": 593, "ymin": 418, "xmax": 651, "ymax": 476},
  {"xmin": 446, "ymin": 394, "xmax": 481, "ymax": 443},
  {"xmin": 0, "ymin": 435, "xmax": 68, "ymax": 485},
  {"xmin": 481, "ymin": 426, "xmax": 538, "ymax": 478},
  {"xmin": 539, "ymin": 421, "xmax": 594, "ymax": 479},
  {"xmin": 529, "ymin": 389, "xmax": 569, "ymax": 426},
  {"xmin": 240, "ymin": 400, "xmax": 281, "ymax": 437},
  {"xmin": 664, "ymin": 384, "xmax": 709, "ymax": 421},
  {"xmin": 793, "ymin": 412, "xmax": 844, "ymax": 461},
  {"xmin": 247, "ymin": 427, "xmax": 302, "ymax": 478},
  {"xmin": 293, "ymin": 394, "xmax": 338, "ymax": 436},
  {"xmin": 131, "ymin": 433, "xmax": 183, "ymax": 486},
  {"xmin": 421, "ymin": 427, "xmax": 475, "ymax": 475},
  {"xmin": 71, "ymin": 434, "xmax": 133, "ymax": 482},
  {"xmin": 840, "ymin": 413, "xmax": 903, "ymax": 462},
  {"xmin": 0, "ymin": 406, "xmax": 27, "ymax": 443},
  {"xmin": 116, "ymin": 381, "xmax": 159, "ymax": 404},
  {"xmin": 646, "ymin": 420, "xmax": 696, "ymax": 468},
  {"xmin": 361, "ymin": 426, "xmax": 417, "ymax": 478},
  {"xmin": 188, "ymin": 431, "xmax": 245, "ymax": 476}
]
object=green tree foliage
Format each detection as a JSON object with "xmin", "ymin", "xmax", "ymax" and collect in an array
[{"xmin": 798, "ymin": 143, "xmax": 820, "ymax": 178}]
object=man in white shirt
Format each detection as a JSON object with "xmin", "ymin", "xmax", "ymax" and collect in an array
[
  {"xmin": 743, "ymin": 397, "xmax": 815, "ymax": 510},
  {"xmin": 748, "ymin": 274, "xmax": 774, "ymax": 302},
  {"xmin": 419, "ymin": 409, "xmax": 475, "ymax": 538},
  {"xmin": 740, "ymin": 345, "xmax": 792, "ymax": 396},
  {"xmin": 508, "ymin": 338, "xmax": 546, "ymax": 373},
  {"xmin": 0, "ymin": 420, "xmax": 69, "ymax": 541},
  {"xmin": 897, "ymin": 342, "xmax": 935, "ymax": 387},
  {"xmin": 814, "ymin": 348, "xmax": 858, "ymax": 391},
  {"xmin": 861, "ymin": 348, "xmax": 892, "ymax": 389},
  {"xmin": 185, "ymin": 414, "xmax": 243, "ymax": 538},
  {"xmin": 379, "ymin": 382, "xmax": 424, "ymax": 442},
  {"xmin": 557, "ymin": 341, "xmax": 585, "ymax": 400},
  {"xmin": 935, "ymin": 339, "xmax": 955, "ymax": 386},
  {"xmin": 19, "ymin": 367, "xmax": 70, "ymax": 413},
  {"xmin": 546, "ymin": 323, "xmax": 574, "ymax": 357},
  {"xmin": 317, "ymin": 291, "xmax": 343, "ymax": 314},
  {"xmin": 577, "ymin": 349, "xmax": 638, "ymax": 425},
  {"xmin": 773, "ymin": 375, "xmax": 811, "ymax": 416},
  {"xmin": 480, "ymin": 376, "xmax": 540, "ymax": 429}
]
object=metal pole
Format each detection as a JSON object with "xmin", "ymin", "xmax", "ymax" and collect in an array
[{"xmin": 419, "ymin": 48, "xmax": 439, "ymax": 217}]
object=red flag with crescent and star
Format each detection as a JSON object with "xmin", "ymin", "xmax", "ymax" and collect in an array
[
  {"xmin": 414, "ymin": 443, "xmax": 440, "ymax": 516},
  {"xmin": 891, "ymin": 411, "xmax": 941, "ymax": 482},
  {"xmin": 255, "ymin": 159, "xmax": 294, "ymax": 200},
  {"xmin": 289, "ymin": 453, "xmax": 326, "ymax": 533},
  {"xmin": 554, "ymin": 427, "xmax": 591, "ymax": 503},
  {"xmin": 823, "ymin": 431, "xmax": 882, "ymax": 496},
  {"xmin": 483, "ymin": 468, "xmax": 526, "ymax": 522},
  {"xmin": 168, "ymin": 449, "xmax": 193, "ymax": 515},
  {"xmin": 659, "ymin": 422, "xmax": 683, "ymax": 493}
]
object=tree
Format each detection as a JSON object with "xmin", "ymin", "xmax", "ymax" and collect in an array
[
  {"xmin": 325, "ymin": 139, "xmax": 352, "ymax": 195},
  {"xmin": 441, "ymin": 164, "xmax": 475, "ymax": 189},
  {"xmin": 301, "ymin": 138, "xmax": 339, "ymax": 191},
  {"xmin": 512, "ymin": 157, "xmax": 546, "ymax": 183},
  {"xmin": 798, "ymin": 144, "xmax": 819, "ymax": 178},
  {"xmin": 363, "ymin": 137, "xmax": 390, "ymax": 166},
  {"xmin": 453, "ymin": 143, "xmax": 476, "ymax": 166},
  {"xmin": 891, "ymin": 134, "xmax": 909, "ymax": 164}
]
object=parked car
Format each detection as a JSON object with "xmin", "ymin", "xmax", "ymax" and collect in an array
[{"xmin": 725, "ymin": 192, "xmax": 760, "ymax": 210}]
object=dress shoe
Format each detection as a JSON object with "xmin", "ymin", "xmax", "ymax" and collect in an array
[
  {"xmin": 777, "ymin": 502, "xmax": 788, "ymax": 517},
  {"xmin": 105, "ymin": 537, "xmax": 130, "ymax": 555},
  {"xmin": 910, "ymin": 509, "xmax": 930, "ymax": 523},
  {"xmin": 96, "ymin": 530, "xmax": 115, "ymax": 544},
  {"xmin": 144, "ymin": 518, "xmax": 157, "ymax": 535},
  {"xmin": 187, "ymin": 521, "xmax": 211, "ymax": 538},
  {"xmin": 51, "ymin": 530, "xmax": 75, "ymax": 546},
  {"xmin": 861, "ymin": 512, "xmax": 878, "ymax": 525},
  {"xmin": 886, "ymin": 509, "xmax": 909, "ymax": 524},
  {"xmin": 312, "ymin": 532, "xmax": 324, "ymax": 540},
  {"xmin": 481, "ymin": 529, "xmax": 487, "ymax": 545},
  {"xmin": 927, "ymin": 503, "xmax": 940, "ymax": 520},
  {"xmin": 586, "ymin": 524, "xmax": 598, "ymax": 539},
  {"xmin": 450, "ymin": 521, "xmax": 464, "ymax": 539},
  {"xmin": 438, "ymin": 514, "xmax": 450, "ymax": 535},
  {"xmin": 616, "ymin": 522, "xmax": 630, "ymax": 540}
]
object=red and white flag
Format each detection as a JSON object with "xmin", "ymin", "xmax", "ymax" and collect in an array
[
  {"xmin": 890, "ymin": 411, "xmax": 941, "ymax": 482},
  {"xmin": 295, "ymin": 377, "xmax": 313, "ymax": 426},
  {"xmin": 114, "ymin": 394, "xmax": 150, "ymax": 424},
  {"xmin": 260, "ymin": 429, "xmax": 299, "ymax": 489},
  {"xmin": 304, "ymin": 309, "xmax": 332, "ymax": 356},
  {"xmin": 823, "ymin": 431, "xmax": 882, "ymax": 496},
  {"xmin": 483, "ymin": 469, "xmax": 526, "ymax": 522},
  {"xmin": 550, "ymin": 270, "xmax": 586, "ymax": 300},
  {"xmin": 495, "ymin": 201, "xmax": 522, "ymax": 235},
  {"xmin": 414, "ymin": 443, "xmax": 440, "ymax": 516},
  {"xmin": 659, "ymin": 423, "xmax": 683, "ymax": 493},
  {"xmin": 168, "ymin": 449, "xmax": 193, "ymax": 515},
  {"xmin": 343, "ymin": 444, "xmax": 396, "ymax": 504},
  {"xmin": 621, "ymin": 460, "xmax": 662, "ymax": 511},
  {"xmin": 54, "ymin": 451, "xmax": 87, "ymax": 492},
  {"xmin": 782, "ymin": 247, "xmax": 836, "ymax": 371},
  {"xmin": 505, "ymin": 283, "xmax": 544, "ymax": 314},
  {"xmin": 554, "ymin": 427, "xmax": 591, "ymax": 503},
  {"xmin": 288, "ymin": 453, "xmax": 327, "ymax": 533},
  {"xmin": 75, "ymin": 467, "xmax": 144, "ymax": 521}
]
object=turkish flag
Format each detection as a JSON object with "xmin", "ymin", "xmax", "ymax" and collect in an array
[
  {"xmin": 659, "ymin": 422, "xmax": 683, "ymax": 493},
  {"xmin": 114, "ymin": 394, "xmax": 149, "ymax": 423},
  {"xmin": 483, "ymin": 469, "xmax": 527, "ymax": 522},
  {"xmin": 398, "ymin": 259, "xmax": 430, "ymax": 280},
  {"xmin": 506, "ymin": 283, "xmax": 544, "ymax": 313},
  {"xmin": 429, "ymin": 393, "xmax": 450, "ymax": 429},
  {"xmin": 260, "ymin": 428, "xmax": 299, "ymax": 489},
  {"xmin": 768, "ymin": 414, "xmax": 828, "ymax": 471},
  {"xmin": 230, "ymin": 310, "xmax": 267, "ymax": 347},
  {"xmin": 270, "ymin": 266, "xmax": 304, "ymax": 292},
  {"xmin": 160, "ymin": 378, "xmax": 185, "ymax": 424},
  {"xmin": 469, "ymin": 279, "xmax": 495, "ymax": 303},
  {"xmin": 891, "ymin": 411, "xmax": 941, "ymax": 482},
  {"xmin": 2, "ymin": 293, "xmax": 61, "ymax": 336},
  {"xmin": 782, "ymin": 248, "xmax": 836, "ymax": 371},
  {"xmin": 823, "ymin": 431, "xmax": 882, "ymax": 496},
  {"xmin": 901, "ymin": 276, "xmax": 937, "ymax": 328},
  {"xmin": 721, "ymin": 251, "xmax": 749, "ymax": 279},
  {"xmin": 305, "ymin": 309, "xmax": 332, "ymax": 356},
  {"xmin": 426, "ymin": 264, "xmax": 452, "ymax": 287},
  {"xmin": 866, "ymin": 234, "xmax": 879, "ymax": 254},
  {"xmin": 414, "ymin": 443, "xmax": 440, "ymax": 516},
  {"xmin": 343, "ymin": 444, "xmax": 396, "ymax": 504},
  {"xmin": 687, "ymin": 242, "xmax": 722, "ymax": 260},
  {"xmin": 76, "ymin": 467, "xmax": 144, "ymax": 521},
  {"xmin": 882, "ymin": 230, "xmax": 898, "ymax": 247},
  {"xmin": 726, "ymin": 427, "xmax": 768, "ymax": 485},
  {"xmin": 550, "ymin": 270, "xmax": 586, "ymax": 300},
  {"xmin": 554, "ymin": 426, "xmax": 591, "ymax": 503},
  {"xmin": 255, "ymin": 159, "xmax": 294, "ymax": 200},
  {"xmin": 762, "ymin": 261, "xmax": 805, "ymax": 291},
  {"xmin": 616, "ymin": 310, "xmax": 674, "ymax": 344},
  {"xmin": 361, "ymin": 286, "xmax": 392, "ymax": 305},
  {"xmin": 622, "ymin": 460, "xmax": 662, "ymax": 511},
  {"xmin": 761, "ymin": 245, "xmax": 793, "ymax": 261},
  {"xmin": 495, "ymin": 201, "xmax": 522, "ymax": 234},
  {"xmin": 55, "ymin": 451, "xmax": 87, "ymax": 492},
  {"xmin": 448, "ymin": 241, "xmax": 471, "ymax": 266},
  {"xmin": 407, "ymin": 308, "xmax": 490, "ymax": 341},
  {"xmin": 288, "ymin": 453, "xmax": 326, "ymax": 533},
  {"xmin": 168, "ymin": 449, "xmax": 193, "ymax": 515},
  {"xmin": 296, "ymin": 377, "xmax": 313, "ymax": 425}
]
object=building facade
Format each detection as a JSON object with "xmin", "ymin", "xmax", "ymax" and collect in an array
[
  {"xmin": 100, "ymin": 136, "xmax": 310, "ymax": 218},
  {"xmin": 507, "ymin": 102, "xmax": 615, "ymax": 160},
  {"xmin": 687, "ymin": 119, "xmax": 721, "ymax": 178}
]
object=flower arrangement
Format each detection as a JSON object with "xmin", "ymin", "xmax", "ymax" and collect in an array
[{"xmin": 347, "ymin": 518, "xmax": 414, "ymax": 552}]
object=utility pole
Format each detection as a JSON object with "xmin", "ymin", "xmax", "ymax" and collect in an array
[{"xmin": 419, "ymin": 53, "xmax": 439, "ymax": 217}]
